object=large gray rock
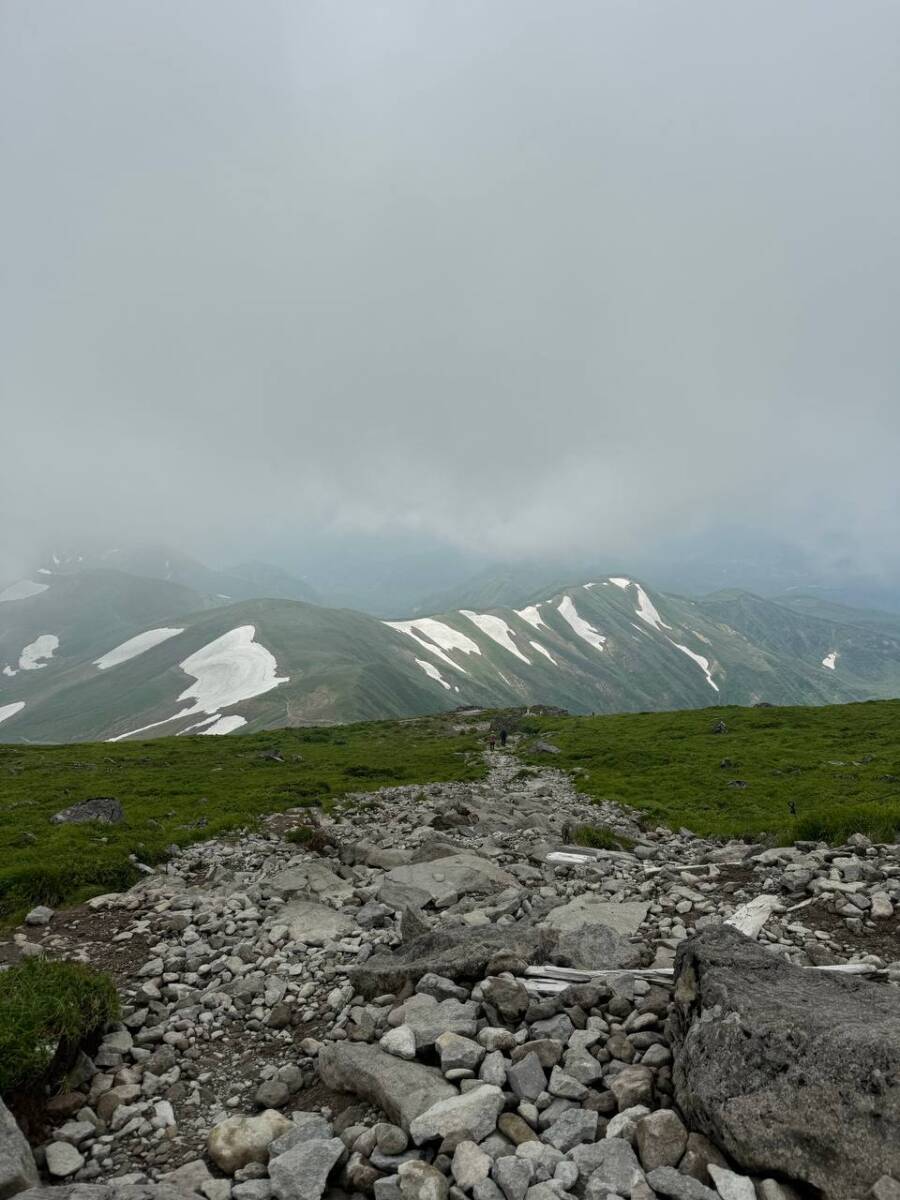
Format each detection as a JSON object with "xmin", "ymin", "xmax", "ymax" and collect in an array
[
  {"xmin": 540, "ymin": 898, "xmax": 648, "ymax": 969},
  {"xmin": 377, "ymin": 854, "xmax": 517, "ymax": 910},
  {"xmin": 50, "ymin": 797, "xmax": 122, "ymax": 825},
  {"xmin": 275, "ymin": 901, "xmax": 354, "ymax": 946},
  {"xmin": 409, "ymin": 1085, "xmax": 505, "ymax": 1149},
  {"xmin": 668, "ymin": 925, "xmax": 900, "ymax": 1200},
  {"xmin": 266, "ymin": 863, "xmax": 353, "ymax": 903},
  {"xmin": 207, "ymin": 1111, "xmax": 293, "ymax": 1174},
  {"xmin": 269, "ymin": 1137, "xmax": 344, "ymax": 1200},
  {"xmin": 396, "ymin": 995, "xmax": 479, "ymax": 1049},
  {"xmin": 350, "ymin": 922, "xmax": 557, "ymax": 997},
  {"xmin": 580, "ymin": 1139, "xmax": 644, "ymax": 1198},
  {"xmin": 318, "ymin": 1043, "xmax": 456, "ymax": 1131},
  {"xmin": 0, "ymin": 1099, "xmax": 38, "ymax": 1199}
]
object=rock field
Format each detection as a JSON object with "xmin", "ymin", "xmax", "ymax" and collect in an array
[{"xmin": 3, "ymin": 746, "xmax": 900, "ymax": 1200}]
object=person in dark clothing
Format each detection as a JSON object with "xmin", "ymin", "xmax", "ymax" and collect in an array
[
  {"xmin": 488, "ymin": 733, "xmax": 497, "ymax": 751},
  {"xmin": 499, "ymin": 729, "xmax": 508, "ymax": 747}
]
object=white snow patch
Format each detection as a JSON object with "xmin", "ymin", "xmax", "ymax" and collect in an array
[
  {"xmin": 529, "ymin": 640, "xmax": 557, "ymax": 664},
  {"xmin": 37, "ymin": 568, "xmax": 53, "ymax": 575},
  {"xmin": 200, "ymin": 714, "xmax": 248, "ymax": 736},
  {"xmin": 177, "ymin": 626, "xmax": 287, "ymax": 715},
  {"xmin": 460, "ymin": 611, "xmax": 531, "ymax": 663},
  {"xmin": 2, "ymin": 666, "xmax": 15, "ymax": 677},
  {"xmin": 610, "ymin": 577, "xmax": 670, "ymax": 631},
  {"xmin": 19, "ymin": 634, "xmax": 59, "ymax": 671},
  {"xmin": 671, "ymin": 641, "xmax": 719, "ymax": 691},
  {"xmin": 692, "ymin": 630, "xmax": 712, "ymax": 645},
  {"xmin": 583, "ymin": 582, "xmax": 597, "ymax": 590},
  {"xmin": 515, "ymin": 605, "xmax": 547, "ymax": 631},
  {"xmin": 95, "ymin": 628, "xmax": 184, "ymax": 670},
  {"xmin": 0, "ymin": 701, "xmax": 25, "ymax": 726},
  {"xmin": 557, "ymin": 595, "xmax": 606, "ymax": 651},
  {"xmin": 415, "ymin": 658, "xmax": 452, "ymax": 690},
  {"xmin": 822, "ymin": 651, "xmax": 838, "ymax": 670},
  {"xmin": 0, "ymin": 580, "xmax": 49, "ymax": 603},
  {"xmin": 384, "ymin": 618, "xmax": 481, "ymax": 673}
]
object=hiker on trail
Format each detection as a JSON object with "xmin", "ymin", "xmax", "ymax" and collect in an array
[
  {"xmin": 499, "ymin": 729, "xmax": 508, "ymax": 748},
  {"xmin": 488, "ymin": 732, "xmax": 497, "ymax": 751}
]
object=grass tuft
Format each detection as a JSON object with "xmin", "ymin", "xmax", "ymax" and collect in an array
[
  {"xmin": 570, "ymin": 824, "xmax": 635, "ymax": 851},
  {"xmin": 0, "ymin": 957, "xmax": 119, "ymax": 1095}
]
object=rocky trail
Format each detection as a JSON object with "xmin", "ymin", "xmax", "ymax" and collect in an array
[{"xmin": 4, "ymin": 744, "xmax": 900, "ymax": 1200}]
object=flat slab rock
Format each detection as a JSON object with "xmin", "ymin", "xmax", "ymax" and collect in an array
[
  {"xmin": 317, "ymin": 1042, "xmax": 456, "ymax": 1131},
  {"xmin": 668, "ymin": 924, "xmax": 900, "ymax": 1199},
  {"xmin": 271, "ymin": 900, "xmax": 354, "ymax": 946},
  {"xmin": 376, "ymin": 853, "xmax": 517, "ymax": 910},
  {"xmin": 540, "ymin": 897, "xmax": 649, "ymax": 969}
]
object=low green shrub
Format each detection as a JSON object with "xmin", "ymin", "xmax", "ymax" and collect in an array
[
  {"xmin": 571, "ymin": 824, "xmax": 635, "ymax": 851},
  {"xmin": 0, "ymin": 958, "xmax": 119, "ymax": 1095}
]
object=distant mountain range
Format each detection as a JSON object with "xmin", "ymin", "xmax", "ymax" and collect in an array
[{"xmin": 3, "ymin": 548, "xmax": 900, "ymax": 743}]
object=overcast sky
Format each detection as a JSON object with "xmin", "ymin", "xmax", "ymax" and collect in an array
[{"xmin": 2, "ymin": 0, "xmax": 898, "ymax": 580}]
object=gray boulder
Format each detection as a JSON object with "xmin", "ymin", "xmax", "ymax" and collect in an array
[
  {"xmin": 274, "ymin": 901, "xmax": 353, "ymax": 946},
  {"xmin": 409, "ymin": 1085, "xmax": 505, "ymax": 1149},
  {"xmin": 350, "ymin": 923, "xmax": 557, "ymax": 997},
  {"xmin": 318, "ymin": 1043, "xmax": 456, "ymax": 1131},
  {"xmin": 377, "ymin": 854, "xmax": 517, "ymax": 910},
  {"xmin": 540, "ymin": 898, "xmax": 648, "ymax": 970},
  {"xmin": 50, "ymin": 797, "xmax": 122, "ymax": 825},
  {"xmin": 268, "ymin": 1137, "xmax": 344, "ymax": 1200},
  {"xmin": 668, "ymin": 924, "xmax": 900, "ymax": 1199},
  {"xmin": 0, "ymin": 1099, "xmax": 38, "ymax": 1199}
]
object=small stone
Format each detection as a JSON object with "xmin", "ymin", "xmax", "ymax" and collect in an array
[
  {"xmin": 493, "ymin": 1155, "xmax": 533, "ymax": 1200},
  {"xmin": 506, "ymin": 1054, "xmax": 546, "ymax": 1103},
  {"xmin": 707, "ymin": 1164, "xmax": 756, "ymax": 1200},
  {"xmin": 269, "ymin": 1137, "xmax": 345, "ymax": 1200},
  {"xmin": 452, "ymin": 1141, "xmax": 491, "ymax": 1191},
  {"xmin": 541, "ymin": 1108, "xmax": 598, "ymax": 1153},
  {"xmin": 255, "ymin": 1080, "xmax": 291, "ymax": 1109},
  {"xmin": 410, "ymin": 1086, "xmax": 505, "ymax": 1150},
  {"xmin": 208, "ymin": 1111, "xmax": 293, "ymax": 1175},
  {"xmin": 44, "ymin": 1141, "xmax": 85, "ymax": 1177},
  {"xmin": 497, "ymin": 1114, "xmax": 538, "ymax": 1146},
  {"xmin": 398, "ymin": 1159, "xmax": 450, "ymax": 1200},
  {"xmin": 634, "ymin": 1110, "xmax": 687, "ymax": 1171},
  {"xmin": 381, "ymin": 1025, "xmax": 418, "ymax": 1061},
  {"xmin": 646, "ymin": 1165, "xmax": 718, "ymax": 1200},
  {"xmin": 25, "ymin": 906, "xmax": 54, "ymax": 926},
  {"xmin": 375, "ymin": 1123, "xmax": 409, "ymax": 1155}
]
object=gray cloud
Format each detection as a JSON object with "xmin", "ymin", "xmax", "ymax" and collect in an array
[{"xmin": 2, "ymin": 0, "xmax": 898, "ymax": 577}]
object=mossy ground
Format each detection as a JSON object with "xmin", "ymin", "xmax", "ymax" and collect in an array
[
  {"xmin": 521, "ymin": 699, "xmax": 900, "ymax": 843},
  {"xmin": 0, "ymin": 716, "xmax": 484, "ymax": 920}
]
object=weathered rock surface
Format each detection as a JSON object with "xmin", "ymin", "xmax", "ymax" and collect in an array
[
  {"xmin": 669, "ymin": 924, "xmax": 900, "ymax": 1199},
  {"xmin": 50, "ymin": 797, "xmax": 123, "ymax": 826},
  {"xmin": 0, "ymin": 1098, "xmax": 39, "ymax": 1199},
  {"xmin": 377, "ymin": 854, "xmax": 517, "ymax": 910},
  {"xmin": 541, "ymin": 897, "xmax": 648, "ymax": 969},
  {"xmin": 207, "ymin": 1111, "xmax": 293, "ymax": 1174},
  {"xmin": 318, "ymin": 1043, "xmax": 456, "ymax": 1130}
]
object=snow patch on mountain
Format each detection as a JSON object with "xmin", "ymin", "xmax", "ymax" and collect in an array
[
  {"xmin": 0, "ymin": 580, "xmax": 49, "ymax": 603},
  {"xmin": 0, "ymin": 701, "xmax": 25, "ymax": 725},
  {"xmin": 19, "ymin": 634, "xmax": 59, "ymax": 671},
  {"xmin": 95, "ymin": 628, "xmax": 185, "ymax": 670},
  {"xmin": 558, "ymin": 595, "xmax": 606, "ymax": 651},
  {"xmin": 460, "ymin": 611, "xmax": 531, "ymax": 664},
  {"xmin": 2, "ymin": 666, "xmax": 14, "ymax": 677},
  {"xmin": 385, "ymin": 618, "xmax": 481, "ymax": 674},
  {"xmin": 515, "ymin": 605, "xmax": 547, "ymax": 631},
  {"xmin": 530, "ymin": 640, "xmax": 557, "ymax": 664},
  {"xmin": 671, "ymin": 641, "xmax": 719, "ymax": 691},
  {"xmin": 177, "ymin": 626, "xmax": 288, "ymax": 715},
  {"xmin": 201, "ymin": 714, "xmax": 248, "ymax": 735},
  {"xmin": 415, "ymin": 658, "xmax": 453, "ymax": 690},
  {"xmin": 609, "ymin": 577, "xmax": 671, "ymax": 632},
  {"xmin": 822, "ymin": 651, "xmax": 838, "ymax": 670}
]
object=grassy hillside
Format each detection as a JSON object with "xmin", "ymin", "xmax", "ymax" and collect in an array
[
  {"xmin": 0, "ymin": 716, "xmax": 484, "ymax": 920},
  {"xmin": 521, "ymin": 698, "xmax": 900, "ymax": 843}
]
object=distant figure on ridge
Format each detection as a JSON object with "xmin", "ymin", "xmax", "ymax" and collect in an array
[
  {"xmin": 499, "ymin": 728, "xmax": 508, "ymax": 748},
  {"xmin": 488, "ymin": 732, "xmax": 497, "ymax": 751}
]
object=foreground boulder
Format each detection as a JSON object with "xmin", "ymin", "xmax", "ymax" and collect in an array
[
  {"xmin": 668, "ymin": 924, "xmax": 900, "ymax": 1199},
  {"xmin": 0, "ymin": 1098, "xmax": 38, "ymax": 1199},
  {"xmin": 317, "ymin": 1042, "xmax": 456, "ymax": 1130},
  {"xmin": 540, "ymin": 897, "xmax": 649, "ymax": 969},
  {"xmin": 207, "ymin": 1110, "xmax": 293, "ymax": 1174}
]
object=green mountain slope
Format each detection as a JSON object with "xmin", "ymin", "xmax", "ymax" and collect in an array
[{"xmin": 2, "ymin": 569, "xmax": 900, "ymax": 743}]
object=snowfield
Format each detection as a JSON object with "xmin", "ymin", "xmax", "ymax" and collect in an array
[
  {"xmin": 200, "ymin": 714, "xmax": 248, "ymax": 735},
  {"xmin": 823, "ymin": 651, "xmax": 838, "ymax": 670},
  {"xmin": 415, "ymin": 658, "xmax": 452, "ymax": 690},
  {"xmin": 557, "ymin": 595, "xmax": 606, "ymax": 651},
  {"xmin": 0, "ymin": 580, "xmax": 49, "ymax": 603},
  {"xmin": 529, "ymin": 640, "xmax": 557, "ymax": 664},
  {"xmin": 671, "ymin": 641, "xmax": 719, "ymax": 691},
  {"xmin": 610, "ymin": 577, "xmax": 671, "ymax": 631},
  {"xmin": 385, "ymin": 618, "xmax": 481, "ymax": 673},
  {"xmin": 95, "ymin": 628, "xmax": 185, "ymax": 670},
  {"xmin": 19, "ymin": 634, "xmax": 59, "ymax": 671},
  {"xmin": 0, "ymin": 701, "xmax": 25, "ymax": 726},
  {"xmin": 515, "ymin": 605, "xmax": 547, "ymax": 631},
  {"xmin": 177, "ymin": 626, "xmax": 288, "ymax": 715},
  {"xmin": 460, "ymin": 611, "xmax": 531, "ymax": 663}
]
